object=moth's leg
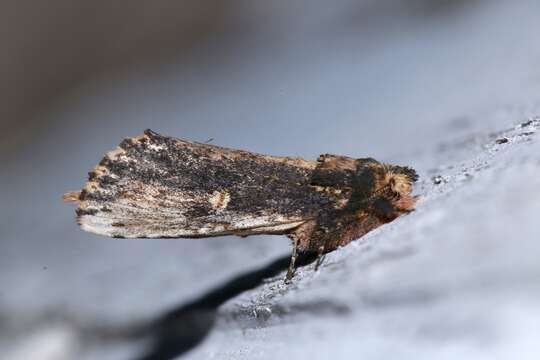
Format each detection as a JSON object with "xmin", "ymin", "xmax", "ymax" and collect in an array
[
  {"xmin": 285, "ymin": 236, "xmax": 299, "ymax": 282},
  {"xmin": 314, "ymin": 245, "xmax": 326, "ymax": 271},
  {"xmin": 285, "ymin": 220, "xmax": 317, "ymax": 282}
]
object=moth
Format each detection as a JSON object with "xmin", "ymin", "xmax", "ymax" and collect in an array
[{"xmin": 64, "ymin": 130, "xmax": 418, "ymax": 280}]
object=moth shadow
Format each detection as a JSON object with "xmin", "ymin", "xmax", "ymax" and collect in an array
[{"xmin": 135, "ymin": 252, "xmax": 317, "ymax": 360}]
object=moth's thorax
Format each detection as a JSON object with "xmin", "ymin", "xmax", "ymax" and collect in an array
[{"xmin": 296, "ymin": 156, "xmax": 417, "ymax": 252}]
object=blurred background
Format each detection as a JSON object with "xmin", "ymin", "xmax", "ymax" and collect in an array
[{"xmin": 2, "ymin": 0, "xmax": 540, "ymax": 359}]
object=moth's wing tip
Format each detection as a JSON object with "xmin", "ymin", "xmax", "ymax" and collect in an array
[
  {"xmin": 77, "ymin": 213, "xmax": 114, "ymax": 237},
  {"xmin": 75, "ymin": 205, "xmax": 130, "ymax": 238},
  {"xmin": 62, "ymin": 191, "xmax": 81, "ymax": 203},
  {"xmin": 119, "ymin": 129, "xmax": 160, "ymax": 147},
  {"xmin": 143, "ymin": 128, "xmax": 161, "ymax": 138}
]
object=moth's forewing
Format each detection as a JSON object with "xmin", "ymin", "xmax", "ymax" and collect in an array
[{"xmin": 73, "ymin": 130, "xmax": 337, "ymax": 238}]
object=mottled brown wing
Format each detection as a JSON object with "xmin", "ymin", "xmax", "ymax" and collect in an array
[{"xmin": 69, "ymin": 130, "xmax": 336, "ymax": 239}]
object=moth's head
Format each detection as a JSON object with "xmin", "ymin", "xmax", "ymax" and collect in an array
[
  {"xmin": 383, "ymin": 166, "xmax": 418, "ymax": 212},
  {"xmin": 354, "ymin": 159, "xmax": 418, "ymax": 221}
]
